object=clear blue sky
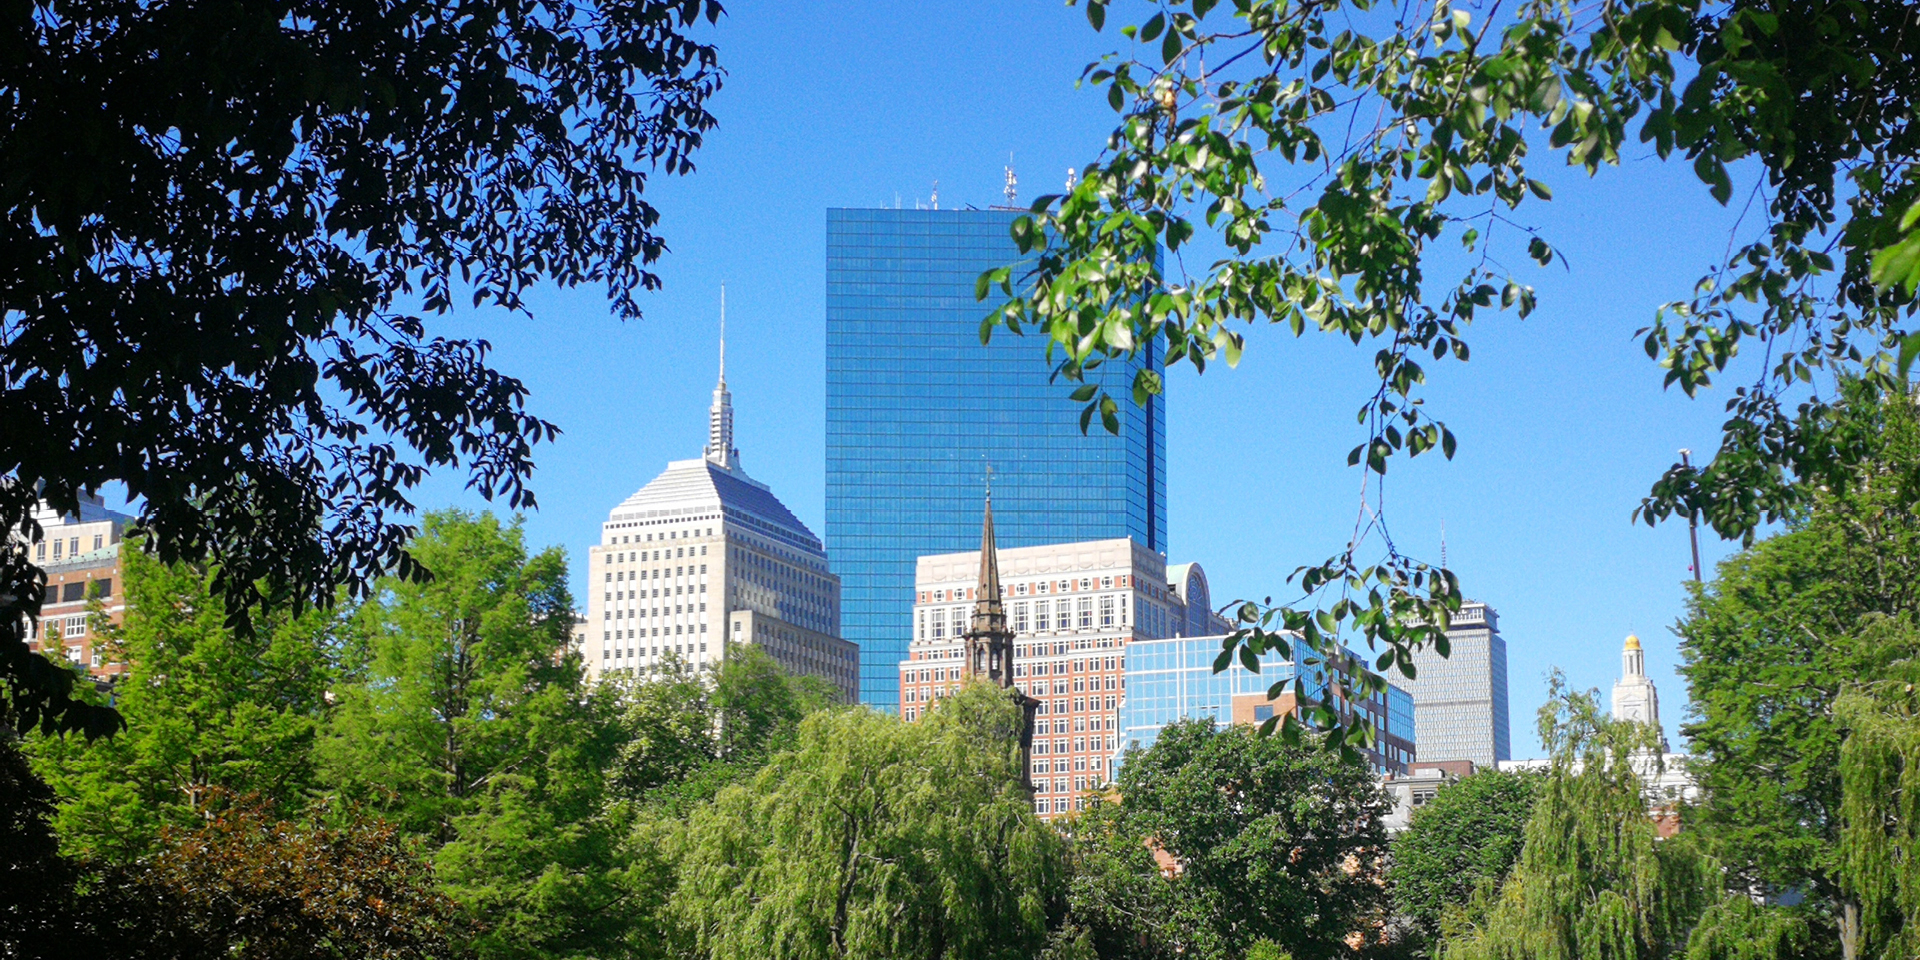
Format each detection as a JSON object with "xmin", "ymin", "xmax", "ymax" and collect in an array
[{"xmin": 405, "ymin": 0, "xmax": 1769, "ymax": 757}]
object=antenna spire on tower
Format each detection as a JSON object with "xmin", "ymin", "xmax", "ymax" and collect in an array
[
  {"xmin": 1004, "ymin": 153, "xmax": 1018, "ymax": 206},
  {"xmin": 704, "ymin": 285, "xmax": 740, "ymax": 472}
]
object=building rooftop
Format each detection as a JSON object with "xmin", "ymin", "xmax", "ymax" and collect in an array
[{"xmin": 610, "ymin": 458, "xmax": 821, "ymax": 555}]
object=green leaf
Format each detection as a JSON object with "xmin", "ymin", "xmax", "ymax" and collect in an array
[{"xmin": 1086, "ymin": 0, "xmax": 1105, "ymax": 30}]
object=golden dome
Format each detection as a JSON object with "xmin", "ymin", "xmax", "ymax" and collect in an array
[{"xmin": 1624, "ymin": 634, "xmax": 1642, "ymax": 651}]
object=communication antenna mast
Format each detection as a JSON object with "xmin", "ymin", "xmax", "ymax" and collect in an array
[
  {"xmin": 1004, "ymin": 153, "xmax": 1018, "ymax": 206},
  {"xmin": 931, "ymin": 180, "xmax": 940, "ymax": 210},
  {"xmin": 1066, "ymin": 167, "xmax": 1078, "ymax": 190},
  {"xmin": 1439, "ymin": 519, "xmax": 1447, "ymax": 570}
]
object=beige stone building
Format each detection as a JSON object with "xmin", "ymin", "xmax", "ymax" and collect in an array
[{"xmin": 584, "ymin": 321, "xmax": 857, "ymax": 700}]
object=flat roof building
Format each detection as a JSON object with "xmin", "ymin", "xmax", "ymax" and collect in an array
[
  {"xmin": 900, "ymin": 534, "xmax": 1224, "ymax": 817},
  {"xmin": 19, "ymin": 494, "xmax": 131, "ymax": 678},
  {"xmin": 1400, "ymin": 600, "xmax": 1511, "ymax": 767},
  {"xmin": 827, "ymin": 207, "xmax": 1167, "ymax": 711},
  {"xmin": 1117, "ymin": 633, "xmax": 1418, "ymax": 778}
]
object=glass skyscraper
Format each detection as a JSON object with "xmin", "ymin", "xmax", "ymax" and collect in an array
[{"xmin": 826, "ymin": 208, "xmax": 1167, "ymax": 709}]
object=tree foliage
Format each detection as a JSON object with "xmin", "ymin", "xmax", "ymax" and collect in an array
[
  {"xmin": 1836, "ymin": 617, "xmax": 1920, "ymax": 960},
  {"xmin": 1390, "ymin": 769, "xmax": 1542, "ymax": 951},
  {"xmin": 1679, "ymin": 385, "xmax": 1920, "ymax": 949},
  {"xmin": 674, "ymin": 682, "xmax": 1061, "ymax": 960},
  {"xmin": 86, "ymin": 797, "xmax": 463, "ymax": 960},
  {"xmin": 320, "ymin": 510, "xmax": 624, "ymax": 960},
  {"xmin": 1065, "ymin": 718, "xmax": 1392, "ymax": 960},
  {"xmin": 1439, "ymin": 677, "xmax": 1720, "ymax": 960},
  {"xmin": 981, "ymin": 0, "xmax": 1920, "ymax": 749},
  {"xmin": 0, "ymin": 0, "xmax": 723, "ymax": 739},
  {"xmin": 27, "ymin": 541, "xmax": 343, "ymax": 862}
]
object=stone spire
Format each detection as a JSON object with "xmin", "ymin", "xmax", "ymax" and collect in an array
[
  {"xmin": 704, "ymin": 285, "xmax": 740, "ymax": 472},
  {"xmin": 967, "ymin": 488, "xmax": 1007, "ymax": 645}
]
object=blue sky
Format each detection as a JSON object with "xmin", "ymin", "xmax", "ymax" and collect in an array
[{"xmin": 404, "ymin": 0, "xmax": 1774, "ymax": 757}]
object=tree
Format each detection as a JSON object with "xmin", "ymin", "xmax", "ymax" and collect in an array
[
  {"xmin": 82, "ymin": 797, "xmax": 463, "ymax": 960},
  {"xmin": 1836, "ymin": 616, "xmax": 1920, "ymax": 960},
  {"xmin": 1438, "ymin": 677, "xmax": 1721, "ymax": 960},
  {"xmin": 320, "ymin": 510, "xmax": 624, "ymax": 960},
  {"xmin": 978, "ymin": 0, "xmax": 1919, "ymax": 749},
  {"xmin": 0, "ymin": 736, "xmax": 84, "ymax": 960},
  {"xmin": 1066, "ymin": 718, "xmax": 1393, "ymax": 960},
  {"xmin": 674, "ymin": 682, "xmax": 1062, "ymax": 960},
  {"xmin": 1, "ymin": 0, "xmax": 723, "ymax": 739},
  {"xmin": 605, "ymin": 643, "xmax": 838, "ymax": 809},
  {"xmin": 27, "ymin": 542, "xmax": 342, "ymax": 862},
  {"xmin": 1678, "ymin": 385, "xmax": 1920, "ymax": 949},
  {"xmin": 1390, "ymin": 769, "xmax": 1542, "ymax": 952}
]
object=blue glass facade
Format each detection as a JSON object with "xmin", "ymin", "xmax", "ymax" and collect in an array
[
  {"xmin": 1117, "ymin": 634, "xmax": 1417, "ymax": 777},
  {"xmin": 1117, "ymin": 635, "xmax": 1318, "ymax": 763},
  {"xmin": 826, "ymin": 208, "xmax": 1167, "ymax": 709}
]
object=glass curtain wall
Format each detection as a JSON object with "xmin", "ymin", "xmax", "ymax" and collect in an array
[{"xmin": 825, "ymin": 207, "xmax": 1167, "ymax": 709}]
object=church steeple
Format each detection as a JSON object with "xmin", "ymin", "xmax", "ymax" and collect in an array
[
  {"xmin": 967, "ymin": 487, "xmax": 1007, "ymax": 644},
  {"xmin": 704, "ymin": 285, "xmax": 741, "ymax": 472},
  {"xmin": 960, "ymin": 481, "xmax": 1039, "ymax": 790}
]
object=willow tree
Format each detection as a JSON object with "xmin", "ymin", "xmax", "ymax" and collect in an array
[
  {"xmin": 1838, "ymin": 617, "xmax": 1920, "ymax": 959},
  {"xmin": 1440, "ymin": 677, "xmax": 1719, "ymax": 960},
  {"xmin": 674, "ymin": 682, "xmax": 1062, "ymax": 960}
]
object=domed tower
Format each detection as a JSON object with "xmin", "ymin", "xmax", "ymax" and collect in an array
[{"xmin": 1611, "ymin": 634, "xmax": 1666, "ymax": 751}]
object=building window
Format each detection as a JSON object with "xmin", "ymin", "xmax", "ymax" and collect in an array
[
  {"xmin": 1077, "ymin": 598, "xmax": 1092, "ymax": 629},
  {"xmin": 931, "ymin": 609, "xmax": 945, "ymax": 639},
  {"xmin": 1013, "ymin": 602, "xmax": 1029, "ymax": 633},
  {"xmin": 65, "ymin": 617, "xmax": 86, "ymax": 638},
  {"xmin": 92, "ymin": 534, "xmax": 104, "ymax": 551},
  {"xmin": 1099, "ymin": 596, "xmax": 1115, "ymax": 628},
  {"xmin": 1033, "ymin": 603, "xmax": 1049, "ymax": 631}
]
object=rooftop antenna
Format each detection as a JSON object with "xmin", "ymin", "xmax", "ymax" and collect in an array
[
  {"xmin": 1680, "ymin": 448, "xmax": 1703, "ymax": 583},
  {"xmin": 931, "ymin": 180, "xmax": 939, "ymax": 210},
  {"xmin": 718, "ymin": 283, "xmax": 726, "ymax": 384},
  {"xmin": 1004, "ymin": 153, "xmax": 1018, "ymax": 206},
  {"xmin": 1440, "ymin": 519, "xmax": 1448, "ymax": 570},
  {"xmin": 1066, "ymin": 167, "xmax": 1078, "ymax": 190}
]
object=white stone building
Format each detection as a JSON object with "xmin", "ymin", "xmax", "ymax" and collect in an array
[{"xmin": 583, "ymin": 318, "xmax": 857, "ymax": 700}]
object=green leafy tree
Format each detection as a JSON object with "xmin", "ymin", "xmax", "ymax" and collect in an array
[
  {"xmin": 1067, "ymin": 718, "xmax": 1393, "ymax": 960},
  {"xmin": 1390, "ymin": 769, "xmax": 1542, "ymax": 952},
  {"xmin": 1836, "ymin": 616, "xmax": 1920, "ymax": 960},
  {"xmin": 27, "ymin": 543, "xmax": 341, "ymax": 861},
  {"xmin": 320, "ymin": 510, "xmax": 622, "ymax": 960},
  {"xmin": 606, "ymin": 643, "xmax": 837, "ymax": 808},
  {"xmin": 977, "ymin": 0, "xmax": 1920, "ymax": 751},
  {"xmin": 1439, "ymin": 677, "xmax": 1720, "ymax": 960},
  {"xmin": 1, "ymin": 0, "xmax": 722, "ymax": 740},
  {"xmin": 1678, "ymin": 385, "xmax": 1920, "ymax": 948},
  {"xmin": 0, "ymin": 736, "xmax": 84, "ymax": 960},
  {"xmin": 674, "ymin": 682, "xmax": 1061, "ymax": 960}
]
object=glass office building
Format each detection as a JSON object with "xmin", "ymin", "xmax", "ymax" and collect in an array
[
  {"xmin": 1116, "ymin": 634, "xmax": 1418, "ymax": 777},
  {"xmin": 826, "ymin": 208, "xmax": 1167, "ymax": 709}
]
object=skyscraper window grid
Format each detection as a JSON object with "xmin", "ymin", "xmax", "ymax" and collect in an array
[{"xmin": 826, "ymin": 207, "xmax": 1167, "ymax": 709}]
